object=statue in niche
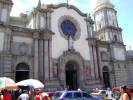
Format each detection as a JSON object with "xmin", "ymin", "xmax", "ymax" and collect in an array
[
  {"xmin": 85, "ymin": 65, "xmax": 91, "ymax": 76},
  {"xmin": 19, "ymin": 43, "xmax": 27, "ymax": 55},
  {"xmin": 53, "ymin": 63, "xmax": 58, "ymax": 78}
]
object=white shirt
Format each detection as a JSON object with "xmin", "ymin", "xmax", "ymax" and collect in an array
[
  {"xmin": 106, "ymin": 90, "xmax": 112, "ymax": 99},
  {"xmin": 119, "ymin": 93, "xmax": 129, "ymax": 100},
  {"xmin": 19, "ymin": 93, "xmax": 29, "ymax": 100}
]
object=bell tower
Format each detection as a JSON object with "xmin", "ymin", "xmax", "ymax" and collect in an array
[
  {"xmin": 94, "ymin": 0, "xmax": 123, "ymax": 43},
  {"xmin": 0, "ymin": 0, "xmax": 13, "ymax": 22},
  {"xmin": 94, "ymin": 0, "xmax": 127, "ymax": 87}
]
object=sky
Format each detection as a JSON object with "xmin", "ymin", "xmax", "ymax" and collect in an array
[{"xmin": 11, "ymin": 0, "xmax": 133, "ymax": 50}]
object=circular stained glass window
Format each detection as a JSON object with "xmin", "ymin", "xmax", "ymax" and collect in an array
[{"xmin": 61, "ymin": 20, "xmax": 77, "ymax": 38}]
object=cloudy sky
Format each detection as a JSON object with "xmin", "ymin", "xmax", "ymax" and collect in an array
[{"xmin": 11, "ymin": 0, "xmax": 133, "ymax": 50}]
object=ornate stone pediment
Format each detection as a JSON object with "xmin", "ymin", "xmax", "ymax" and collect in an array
[
  {"xmin": 47, "ymin": 3, "xmax": 87, "ymax": 17},
  {"xmin": 58, "ymin": 49, "xmax": 84, "ymax": 67},
  {"xmin": 61, "ymin": 49, "xmax": 83, "ymax": 59}
]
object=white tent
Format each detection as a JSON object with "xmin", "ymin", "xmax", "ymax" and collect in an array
[{"xmin": 16, "ymin": 79, "xmax": 44, "ymax": 89}]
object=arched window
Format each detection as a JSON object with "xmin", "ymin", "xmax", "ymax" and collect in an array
[
  {"xmin": 113, "ymin": 21, "xmax": 115, "ymax": 26},
  {"xmin": 113, "ymin": 35, "xmax": 117, "ymax": 41},
  {"xmin": 99, "ymin": 24, "xmax": 102, "ymax": 29},
  {"xmin": 16, "ymin": 63, "xmax": 29, "ymax": 71},
  {"xmin": 16, "ymin": 63, "xmax": 30, "ymax": 82}
]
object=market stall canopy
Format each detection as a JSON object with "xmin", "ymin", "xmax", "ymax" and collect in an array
[
  {"xmin": 0, "ymin": 77, "xmax": 16, "ymax": 90},
  {"xmin": 16, "ymin": 79, "xmax": 44, "ymax": 89}
]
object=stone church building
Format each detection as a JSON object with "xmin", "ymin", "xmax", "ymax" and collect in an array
[{"xmin": 0, "ymin": 0, "xmax": 133, "ymax": 90}]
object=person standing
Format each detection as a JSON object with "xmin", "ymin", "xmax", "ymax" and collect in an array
[
  {"xmin": 17, "ymin": 90, "xmax": 29, "ymax": 100},
  {"xmin": 0, "ymin": 92, "xmax": 3, "ymax": 100},
  {"xmin": 41, "ymin": 92, "xmax": 50, "ymax": 100},
  {"xmin": 3, "ymin": 91, "xmax": 12, "ymax": 100},
  {"xmin": 34, "ymin": 92, "xmax": 42, "ymax": 100},
  {"xmin": 119, "ymin": 85, "xmax": 130, "ymax": 100},
  {"xmin": 106, "ymin": 88, "xmax": 112, "ymax": 100}
]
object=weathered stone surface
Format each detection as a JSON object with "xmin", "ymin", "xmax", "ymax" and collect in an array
[{"xmin": 0, "ymin": 1, "xmax": 132, "ymax": 90}]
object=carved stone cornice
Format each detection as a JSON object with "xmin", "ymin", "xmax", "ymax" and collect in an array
[
  {"xmin": 40, "ymin": 32, "xmax": 52, "ymax": 40},
  {"xmin": 111, "ymin": 60, "xmax": 127, "ymax": 63},
  {"xmin": 33, "ymin": 32, "xmax": 40, "ymax": 39},
  {"xmin": 86, "ymin": 37, "xmax": 97, "ymax": 45},
  {"xmin": 11, "ymin": 26, "xmax": 35, "ymax": 33},
  {"xmin": 34, "ymin": 29, "xmax": 55, "ymax": 39},
  {"xmin": 96, "ymin": 26, "xmax": 122, "ymax": 34},
  {"xmin": 96, "ymin": 40, "xmax": 109, "ymax": 46},
  {"xmin": 0, "ymin": 24, "xmax": 55, "ymax": 39},
  {"xmin": 110, "ymin": 41, "xmax": 125, "ymax": 47},
  {"xmin": 37, "ymin": 29, "xmax": 55, "ymax": 35},
  {"xmin": 47, "ymin": 3, "xmax": 87, "ymax": 17},
  {"xmin": 10, "ymin": 25, "xmax": 55, "ymax": 35},
  {"xmin": 0, "ymin": 22, "xmax": 24, "ymax": 32},
  {"xmin": 87, "ymin": 37, "xmax": 110, "ymax": 47}
]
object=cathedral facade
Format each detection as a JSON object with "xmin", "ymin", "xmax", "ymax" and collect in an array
[{"xmin": 0, "ymin": 0, "xmax": 133, "ymax": 90}]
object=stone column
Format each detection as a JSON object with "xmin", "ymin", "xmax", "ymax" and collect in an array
[
  {"xmin": 45, "ymin": 12, "xmax": 48, "ymax": 29},
  {"xmin": 90, "ymin": 25, "xmax": 94, "ymax": 37},
  {"xmin": 44, "ymin": 39, "xmax": 49, "ymax": 80},
  {"xmin": 85, "ymin": 15, "xmax": 94, "ymax": 38},
  {"xmin": 96, "ymin": 46, "xmax": 102, "ymax": 79},
  {"xmin": 0, "ymin": 9, "xmax": 1, "ymax": 19},
  {"xmin": 89, "ymin": 45, "xmax": 95, "ymax": 79},
  {"xmin": 47, "ymin": 12, "xmax": 51, "ymax": 29},
  {"xmin": 33, "ymin": 32, "xmax": 39, "ymax": 79},
  {"xmin": 49, "ymin": 13, "xmax": 52, "ymax": 29},
  {"xmin": 87, "ymin": 22, "xmax": 93, "ymax": 38},
  {"xmin": 60, "ymin": 62, "xmax": 66, "ymax": 88},
  {"xmin": 39, "ymin": 39, "xmax": 44, "ymax": 81},
  {"xmin": 49, "ymin": 38, "xmax": 53, "ymax": 79},
  {"xmin": 2, "ymin": 28, "xmax": 12, "ymax": 77},
  {"xmin": 3, "ymin": 28, "xmax": 11, "ymax": 52},
  {"xmin": 92, "ymin": 45, "xmax": 99, "ymax": 79},
  {"xmin": 35, "ymin": 12, "xmax": 40, "ymax": 29}
]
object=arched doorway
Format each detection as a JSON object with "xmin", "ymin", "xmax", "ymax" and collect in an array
[
  {"xmin": 65, "ymin": 61, "xmax": 78, "ymax": 90},
  {"xmin": 16, "ymin": 63, "xmax": 29, "ymax": 82},
  {"xmin": 103, "ymin": 66, "xmax": 110, "ymax": 89}
]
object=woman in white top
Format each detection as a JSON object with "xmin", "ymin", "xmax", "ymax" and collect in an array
[
  {"xmin": 119, "ymin": 85, "xmax": 130, "ymax": 100},
  {"xmin": 17, "ymin": 91, "xmax": 29, "ymax": 100},
  {"xmin": 106, "ymin": 88, "xmax": 112, "ymax": 100}
]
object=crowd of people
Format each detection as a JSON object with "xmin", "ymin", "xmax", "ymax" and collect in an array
[
  {"xmin": 0, "ymin": 88, "xmax": 50, "ymax": 100},
  {"xmin": 0, "ymin": 85, "xmax": 132, "ymax": 100}
]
